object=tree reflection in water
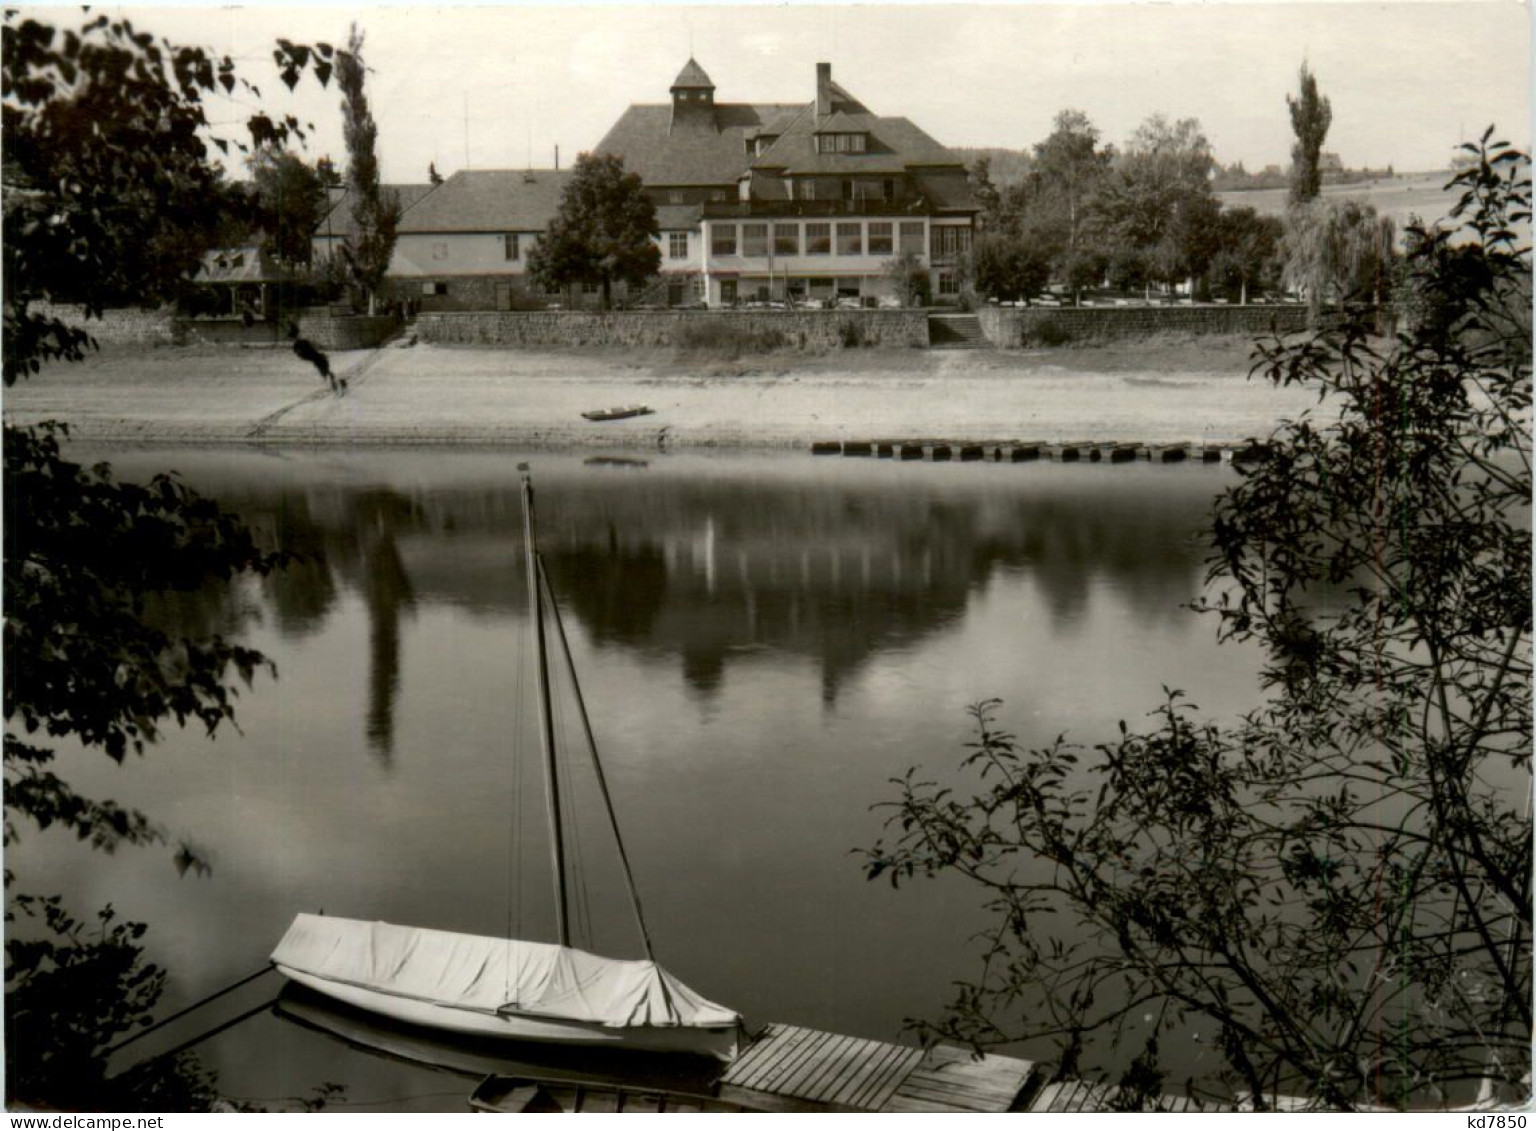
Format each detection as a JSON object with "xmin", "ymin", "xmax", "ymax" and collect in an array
[{"xmin": 143, "ymin": 460, "xmax": 1219, "ymax": 732}]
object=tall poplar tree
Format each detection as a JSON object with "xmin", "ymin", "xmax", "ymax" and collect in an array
[
  {"xmin": 336, "ymin": 23, "xmax": 399, "ymax": 315},
  {"xmin": 1287, "ymin": 63, "xmax": 1332, "ymax": 206}
]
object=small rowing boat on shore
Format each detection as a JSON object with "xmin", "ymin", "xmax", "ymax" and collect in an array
[{"xmin": 581, "ymin": 405, "xmax": 654, "ymax": 421}]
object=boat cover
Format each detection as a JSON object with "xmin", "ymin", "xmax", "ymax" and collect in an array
[{"xmin": 271, "ymin": 914, "xmax": 740, "ymax": 1031}]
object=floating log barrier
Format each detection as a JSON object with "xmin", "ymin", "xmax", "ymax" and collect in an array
[{"xmin": 810, "ymin": 439, "xmax": 1244, "ymax": 466}]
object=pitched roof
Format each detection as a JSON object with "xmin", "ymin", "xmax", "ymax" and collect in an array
[
  {"xmin": 597, "ymin": 64, "xmax": 966, "ymax": 188},
  {"xmin": 317, "ymin": 183, "xmax": 437, "ymax": 239},
  {"xmin": 398, "ymin": 169, "xmax": 571, "ymax": 232},
  {"xmin": 197, "ymin": 244, "xmax": 303, "ymax": 284},
  {"xmin": 754, "ymin": 112, "xmax": 961, "ymax": 176},
  {"xmin": 595, "ymin": 103, "xmax": 805, "ymax": 187},
  {"xmin": 671, "ymin": 57, "xmax": 714, "ymax": 90}
]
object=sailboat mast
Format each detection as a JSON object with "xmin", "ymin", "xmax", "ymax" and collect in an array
[
  {"xmin": 537, "ymin": 558, "xmax": 657, "ymax": 962},
  {"xmin": 521, "ymin": 474, "xmax": 569, "ymax": 948}
]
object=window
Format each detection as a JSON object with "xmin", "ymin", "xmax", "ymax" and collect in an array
[
  {"xmin": 868, "ymin": 222, "xmax": 893, "ymax": 256},
  {"xmin": 774, "ymin": 223, "xmax": 799, "ymax": 256},
  {"xmin": 938, "ymin": 272, "xmax": 959, "ymax": 296},
  {"xmin": 743, "ymin": 223, "xmax": 768, "ymax": 258},
  {"xmin": 669, "ymin": 190, "xmax": 686, "ymax": 205},
  {"xmin": 668, "ymin": 232, "xmax": 688, "ymax": 259},
  {"xmin": 842, "ymin": 180, "xmax": 854, "ymax": 201},
  {"xmin": 836, "ymin": 222, "xmax": 862, "ymax": 257},
  {"xmin": 720, "ymin": 279, "xmax": 738, "ymax": 304},
  {"xmin": 800, "ymin": 180, "xmax": 816, "ymax": 201},
  {"xmin": 503, "ymin": 233, "xmax": 519, "ymax": 261},
  {"xmin": 806, "ymin": 223, "xmax": 831, "ymax": 255},
  {"xmin": 711, "ymin": 223, "xmax": 737, "ymax": 256},
  {"xmin": 753, "ymin": 135, "xmax": 777, "ymax": 156},
  {"xmin": 899, "ymin": 221, "xmax": 925, "ymax": 255},
  {"xmin": 582, "ymin": 281, "xmax": 601, "ymax": 295},
  {"xmin": 816, "ymin": 133, "xmax": 867, "ymax": 154},
  {"xmin": 432, "ymin": 242, "xmax": 448, "ymax": 260},
  {"xmin": 931, "ymin": 226, "xmax": 973, "ymax": 259},
  {"xmin": 883, "ymin": 178, "xmax": 895, "ymax": 201},
  {"xmin": 709, "ymin": 189, "xmax": 728, "ymax": 202}
]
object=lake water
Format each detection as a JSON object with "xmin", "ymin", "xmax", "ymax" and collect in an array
[{"xmin": 13, "ymin": 446, "xmax": 1273, "ymax": 1111}]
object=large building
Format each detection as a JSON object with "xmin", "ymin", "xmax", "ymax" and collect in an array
[
  {"xmin": 596, "ymin": 59, "xmax": 976, "ymax": 307},
  {"xmin": 315, "ymin": 59, "xmax": 976, "ymax": 310}
]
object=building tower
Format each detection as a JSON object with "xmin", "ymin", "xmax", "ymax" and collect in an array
[{"xmin": 669, "ymin": 57, "xmax": 717, "ymax": 134}]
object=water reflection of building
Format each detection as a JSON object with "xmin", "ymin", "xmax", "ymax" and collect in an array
[{"xmin": 189, "ymin": 476, "xmax": 1213, "ymax": 721}]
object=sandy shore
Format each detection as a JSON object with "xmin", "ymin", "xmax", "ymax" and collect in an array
[{"xmin": 2, "ymin": 337, "xmax": 1332, "ymax": 449}]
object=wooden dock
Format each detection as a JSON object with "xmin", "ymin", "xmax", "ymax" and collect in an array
[{"xmin": 714, "ymin": 1023, "xmax": 1037, "ymax": 1113}]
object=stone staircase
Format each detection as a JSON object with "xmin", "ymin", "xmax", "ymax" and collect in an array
[{"xmin": 927, "ymin": 313, "xmax": 989, "ymax": 349}]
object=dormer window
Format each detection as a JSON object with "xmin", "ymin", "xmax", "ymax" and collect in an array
[
  {"xmin": 753, "ymin": 135, "xmax": 778, "ymax": 156},
  {"xmin": 816, "ymin": 133, "xmax": 867, "ymax": 155}
]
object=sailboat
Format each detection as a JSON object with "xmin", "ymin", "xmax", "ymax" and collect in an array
[{"xmin": 271, "ymin": 473, "xmax": 744, "ymax": 1061}]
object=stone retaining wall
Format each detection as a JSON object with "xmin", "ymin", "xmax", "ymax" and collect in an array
[
  {"xmin": 295, "ymin": 313, "xmax": 399, "ymax": 350},
  {"xmin": 27, "ymin": 302, "xmax": 180, "ymax": 346},
  {"xmin": 178, "ymin": 319, "xmax": 286, "ymax": 346},
  {"xmin": 977, "ymin": 303, "xmax": 1310, "ymax": 347},
  {"xmin": 415, "ymin": 309, "xmax": 931, "ymax": 350}
]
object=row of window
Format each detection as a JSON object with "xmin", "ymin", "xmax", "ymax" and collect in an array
[
  {"xmin": 788, "ymin": 178, "xmax": 896, "ymax": 203},
  {"xmin": 429, "ymin": 224, "xmax": 970, "ymax": 265},
  {"xmin": 814, "ymin": 132, "xmax": 868, "ymax": 154},
  {"xmin": 709, "ymin": 221, "xmax": 971, "ymax": 259}
]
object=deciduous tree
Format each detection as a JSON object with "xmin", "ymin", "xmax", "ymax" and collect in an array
[
  {"xmin": 249, "ymin": 147, "xmax": 329, "ymax": 268},
  {"xmin": 1281, "ymin": 197, "xmax": 1397, "ymax": 316},
  {"xmin": 864, "ymin": 136, "xmax": 1531, "ymax": 1112},
  {"xmin": 1287, "ymin": 63, "xmax": 1332, "ymax": 207},
  {"xmin": 336, "ymin": 23, "xmax": 399, "ymax": 315},
  {"xmin": 3, "ymin": 10, "xmax": 338, "ymax": 1110},
  {"xmin": 526, "ymin": 152, "xmax": 661, "ymax": 309}
]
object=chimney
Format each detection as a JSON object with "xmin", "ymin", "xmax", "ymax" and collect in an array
[
  {"xmin": 555, "ymin": 145, "xmax": 560, "ymax": 171},
  {"xmin": 816, "ymin": 62, "xmax": 832, "ymax": 118}
]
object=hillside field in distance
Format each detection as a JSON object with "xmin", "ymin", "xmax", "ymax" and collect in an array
[{"xmin": 1218, "ymin": 169, "xmax": 1457, "ymax": 230}]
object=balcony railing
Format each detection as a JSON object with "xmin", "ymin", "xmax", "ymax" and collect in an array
[{"xmin": 700, "ymin": 198, "xmax": 933, "ymax": 220}]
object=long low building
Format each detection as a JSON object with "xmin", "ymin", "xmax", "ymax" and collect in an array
[{"xmin": 312, "ymin": 59, "xmax": 977, "ymax": 312}]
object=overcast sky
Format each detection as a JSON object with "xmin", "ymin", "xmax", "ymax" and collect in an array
[{"xmin": 25, "ymin": 2, "xmax": 1533, "ymax": 183}]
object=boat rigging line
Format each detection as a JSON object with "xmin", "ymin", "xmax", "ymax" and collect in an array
[{"xmin": 538, "ymin": 556, "xmax": 659, "ymax": 963}]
